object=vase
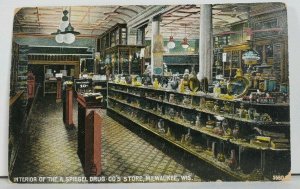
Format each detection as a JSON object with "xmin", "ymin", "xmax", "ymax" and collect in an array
[{"xmin": 188, "ymin": 67, "xmax": 200, "ymax": 92}]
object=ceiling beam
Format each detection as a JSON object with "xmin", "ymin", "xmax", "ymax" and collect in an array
[
  {"xmin": 114, "ymin": 11, "xmax": 132, "ymax": 19},
  {"xmin": 105, "ymin": 16, "xmax": 126, "ymax": 23},
  {"xmin": 118, "ymin": 7, "xmax": 138, "ymax": 14},
  {"xmin": 103, "ymin": 6, "xmax": 120, "ymax": 21},
  {"xmin": 80, "ymin": 7, "xmax": 90, "ymax": 23},
  {"xmin": 161, "ymin": 10, "xmax": 200, "ymax": 27}
]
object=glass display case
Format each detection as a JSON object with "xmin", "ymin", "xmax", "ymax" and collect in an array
[
  {"xmin": 104, "ymin": 45, "xmax": 145, "ymax": 75},
  {"xmin": 222, "ymin": 44, "xmax": 249, "ymax": 79},
  {"xmin": 99, "ymin": 23, "xmax": 127, "ymax": 52}
]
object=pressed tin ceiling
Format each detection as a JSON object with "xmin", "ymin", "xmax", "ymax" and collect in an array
[
  {"xmin": 13, "ymin": 3, "xmax": 286, "ymax": 40},
  {"xmin": 13, "ymin": 6, "xmax": 149, "ymax": 37}
]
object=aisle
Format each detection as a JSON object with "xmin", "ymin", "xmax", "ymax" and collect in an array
[{"xmin": 11, "ymin": 94, "xmax": 200, "ymax": 182}]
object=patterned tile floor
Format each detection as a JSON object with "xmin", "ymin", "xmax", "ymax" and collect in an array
[{"xmin": 11, "ymin": 95, "xmax": 201, "ymax": 183}]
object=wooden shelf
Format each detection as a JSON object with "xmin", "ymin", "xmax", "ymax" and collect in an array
[
  {"xmin": 108, "ymin": 97, "xmax": 289, "ymax": 151},
  {"xmin": 109, "ymin": 82, "xmax": 289, "ymax": 107},
  {"xmin": 107, "ymin": 107, "xmax": 250, "ymax": 181},
  {"xmin": 108, "ymin": 84, "xmax": 289, "ymax": 127},
  {"xmin": 107, "ymin": 81, "xmax": 290, "ymax": 181},
  {"xmin": 9, "ymin": 91, "xmax": 24, "ymax": 107}
]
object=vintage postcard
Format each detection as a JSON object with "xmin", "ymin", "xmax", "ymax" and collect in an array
[{"xmin": 9, "ymin": 2, "xmax": 290, "ymax": 183}]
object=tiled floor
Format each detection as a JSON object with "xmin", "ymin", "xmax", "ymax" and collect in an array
[{"xmin": 11, "ymin": 95, "xmax": 201, "ymax": 183}]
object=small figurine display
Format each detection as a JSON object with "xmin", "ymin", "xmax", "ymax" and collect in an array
[
  {"xmin": 227, "ymin": 149, "xmax": 237, "ymax": 169},
  {"xmin": 182, "ymin": 96, "xmax": 191, "ymax": 106},
  {"xmin": 169, "ymin": 94, "xmax": 175, "ymax": 103},
  {"xmin": 232, "ymin": 124, "xmax": 240, "ymax": 139},
  {"xmin": 184, "ymin": 129, "xmax": 192, "ymax": 145},
  {"xmin": 169, "ymin": 108, "xmax": 176, "ymax": 119},
  {"xmin": 153, "ymin": 78, "xmax": 160, "ymax": 89},
  {"xmin": 157, "ymin": 119, "xmax": 165, "ymax": 134},
  {"xmin": 188, "ymin": 67, "xmax": 200, "ymax": 93},
  {"xmin": 166, "ymin": 127, "xmax": 172, "ymax": 138},
  {"xmin": 178, "ymin": 79, "xmax": 185, "ymax": 93},
  {"xmin": 170, "ymin": 75, "xmax": 179, "ymax": 90},
  {"xmin": 213, "ymin": 82, "xmax": 221, "ymax": 97},
  {"xmin": 195, "ymin": 115, "xmax": 201, "ymax": 127}
]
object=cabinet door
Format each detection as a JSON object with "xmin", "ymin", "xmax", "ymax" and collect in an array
[
  {"xmin": 110, "ymin": 31, "xmax": 116, "ymax": 47},
  {"xmin": 131, "ymin": 49, "xmax": 142, "ymax": 75},
  {"xmin": 120, "ymin": 49, "xmax": 129, "ymax": 75},
  {"xmin": 121, "ymin": 28, "xmax": 127, "ymax": 45}
]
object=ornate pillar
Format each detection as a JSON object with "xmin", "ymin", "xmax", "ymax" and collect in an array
[
  {"xmin": 199, "ymin": 4, "xmax": 213, "ymax": 83},
  {"xmin": 151, "ymin": 15, "xmax": 164, "ymax": 76}
]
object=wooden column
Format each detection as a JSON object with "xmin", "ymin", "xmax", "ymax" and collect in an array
[
  {"xmin": 199, "ymin": 4, "xmax": 213, "ymax": 83},
  {"xmin": 56, "ymin": 78, "xmax": 62, "ymax": 103},
  {"xmin": 65, "ymin": 83, "xmax": 74, "ymax": 128}
]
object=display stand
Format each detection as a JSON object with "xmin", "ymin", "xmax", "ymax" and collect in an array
[
  {"xmin": 27, "ymin": 72, "xmax": 35, "ymax": 99},
  {"xmin": 56, "ymin": 78, "xmax": 62, "ymax": 103},
  {"xmin": 65, "ymin": 83, "xmax": 74, "ymax": 128},
  {"xmin": 77, "ymin": 93, "xmax": 103, "ymax": 177}
]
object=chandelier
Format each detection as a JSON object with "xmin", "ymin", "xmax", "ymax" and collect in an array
[{"xmin": 51, "ymin": 9, "xmax": 80, "ymax": 44}]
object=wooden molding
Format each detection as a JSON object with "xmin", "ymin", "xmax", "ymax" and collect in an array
[{"xmin": 29, "ymin": 60, "xmax": 79, "ymax": 65}]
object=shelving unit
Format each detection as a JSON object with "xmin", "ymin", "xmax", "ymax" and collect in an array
[
  {"xmin": 16, "ymin": 45, "xmax": 29, "ymax": 107},
  {"xmin": 104, "ymin": 45, "xmax": 145, "ymax": 75},
  {"xmin": 43, "ymin": 65, "xmax": 57, "ymax": 96},
  {"xmin": 222, "ymin": 44, "xmax": 249, "ymax": 79},
  {"xmin": 99, "ymin": 24, "xmax": 127, "ymax": 52},
  {"xmin": 107, "ymin": 82, "xmax": 290, "ymax": 180},
  {"xmin": 93, "ymin": 80, "xmax": 108, "ymax": 108}
]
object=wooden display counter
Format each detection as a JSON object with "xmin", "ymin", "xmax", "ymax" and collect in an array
[{"xmin": 77, "ymin": 93, "xmax": 104, "ymax": 177}]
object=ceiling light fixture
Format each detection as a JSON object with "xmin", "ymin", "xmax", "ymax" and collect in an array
[
  {"xmin": 242, "ymin": 40, "xmax": 260, "ymax": 65},
  {"xmin": 59, "ymin": 10, "xmax": 69, "ymax": 32},
  {"xmin": 51, "ymin": 8, "xmax": 80, "ymax": 44},
  {"xmin": 181, "ymin": 25, "xmax": 189, "ymax": 49},
  {"xmin": 167, "ymin": 30, "xmax": 176, "ymax": 49}
]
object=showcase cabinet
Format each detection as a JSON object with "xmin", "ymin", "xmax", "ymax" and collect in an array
[
  {"xmin": 14, "ymin": 44, "xmax": 29, "ymax": 107},
  {"xmin": 107, "ymin": 82, "xmax": 290, "ymax": 181},
  {"xmin": 104, "ymin": 45, "xmax": 145, "ymax": 75},
  {"xmin": 43, "ymin": 65, "xmax": 57, "ymax": 96},
  {"xmin": 99, "ymin": 24, "xmax": 127, "ymax": 52},
  {"xmin": 222, "ymin": 44, "xmax": 249, "ymax": 79}
]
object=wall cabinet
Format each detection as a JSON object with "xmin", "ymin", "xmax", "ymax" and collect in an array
[
  {"xmin": 15, "ymin": 44, "xmax": 29, "ymax": 106},
  {"xmin": 222, "ymin": 44, "xmax": 249, "ymax": 79},
  {"xmin": 104, "ymin": 45, "xmax": 145, "ymax": 75},
  {"xmin": 107, "ymin": 82, "xmax": 290, "ymax": 181},
  {"xmin": 99, "ymin": 24, "xmax": 127, "ymax": 52},
  {"xmin": 251, "ymin": 7, "xmax": 288, "ymax": 83}
]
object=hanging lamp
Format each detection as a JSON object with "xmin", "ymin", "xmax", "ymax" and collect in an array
[
  {"xmin": 167, "ymin": 30, "xmax": 176, "ymax": 49},
  {"xmin": 242, "ymin": 42, "xmax": 260, "ymax": 65},
  {"xmin": 242, "ymin": 9, "xmax": 260, "ymax": 67},
  {"xmin": 181, "ymin": 25, "xmax": 189, "ymax": 49},
  {"xmin": 51, "ymin": 8, "xmax": 80, "ymax": 44},
  {"xmin": 59, "ymin": 10, "xmax": 69, "ymax": 32}
]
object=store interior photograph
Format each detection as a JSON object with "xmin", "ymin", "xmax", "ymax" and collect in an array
[{"xmin": 9, "ymin": 3, "xmax": 290, "ymax": 182}]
